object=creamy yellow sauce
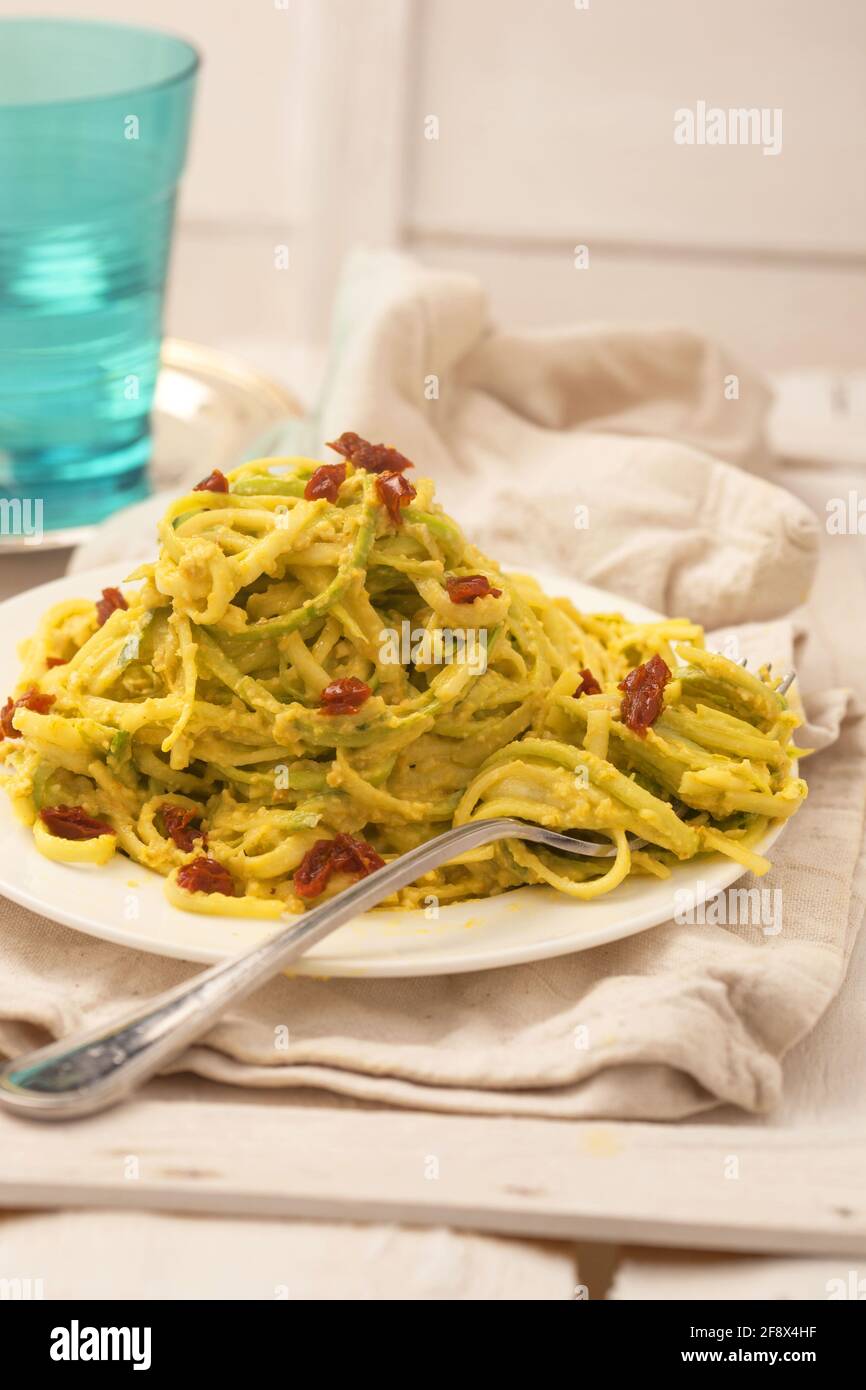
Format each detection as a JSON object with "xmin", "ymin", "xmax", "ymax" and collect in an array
[{"xmin": 0, "ymin": 454, "xmax": 807, "ymax": 915}]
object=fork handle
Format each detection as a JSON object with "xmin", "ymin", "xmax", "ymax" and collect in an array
[{"xmin": 0, "ymin": 818, "xmax": 545, "ymax": 1120}]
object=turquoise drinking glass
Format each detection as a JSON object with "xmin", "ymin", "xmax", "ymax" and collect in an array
[{"xmin": 0, "ymin": 18, "xmax": 199, "ymax": 535}]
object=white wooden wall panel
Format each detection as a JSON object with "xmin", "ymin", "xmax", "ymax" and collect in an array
[
  {"xmin": 2, "ymin": 0, "xmax": 862, "ymax": 367},
  {"xmin": 409, "ymin": 237, "xmax": 866, "ymax": 370},
  {"xmin": 284, "ymin": 0, "xmax": 414, "ymax": 339},
  {"xmin": 406, "ymin": 0, "xmax": 866, "ymax": 255}
]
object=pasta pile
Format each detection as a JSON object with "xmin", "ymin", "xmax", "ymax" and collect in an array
[{"xmin": 0, "ymin": 442, "xmax": 808, "ymax": 917}]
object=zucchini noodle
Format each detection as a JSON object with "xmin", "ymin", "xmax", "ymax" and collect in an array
[{"xmin": 0, "ymin": 450, "xmax": 808, "ymax": 917}]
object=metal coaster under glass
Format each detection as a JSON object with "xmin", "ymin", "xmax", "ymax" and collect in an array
[{"xmin": 0, "ymin": 338, "xmax": 301, "ymax": 554}]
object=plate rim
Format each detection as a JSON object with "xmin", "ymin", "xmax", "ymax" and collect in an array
[{"xmin": 0, "ymin": 562, "xmax": 794, "ymax": 976}]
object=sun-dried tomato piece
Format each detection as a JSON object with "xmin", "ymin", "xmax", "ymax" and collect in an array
[
  {"xmin": 327, "ymin": 431, "xmax": 414, "ymax": 474},
  {"xmin": 0, "ymin": 688, "xmax": 56, "ymax": 740},
  {"xmin": 176, "ymin": 856, "xmax": 235, "ymax": 896},
  {"xmin": 446, "ymin": 574, "xmax": 502, "ymax": 604},
  {"xmin": 20, "ymin": 689, "xmax": 54, "ymax": 715},
  {"xmin": 618, "ymin": 653, "xmax": 671, "ymax": 736},
  {"xmin": 160, "ymin": 804, "xmax": 207, "ymax": 853},
  {"xmin": 573, "ymin": 668, "xmax": 602, "ymax": 698},
  {"xmin": 46, "ymin": 657, "xmax": 66, "ymax": 668},
  {"xmin": 95, "ymin": 586, "xmax": 128, "ymax": 627},
  {"xmin": 40, "ymin": 805, "xmax": 114, "ymax": 840},
  {"xmin": 193, "ymin": 469, "xmax": 229, "ymax": 493},
  {"xmin": 0, "ymin": 699, "xmax": 14, "ymax": 740},
  {"xmin": 292, "ymin": 839, "xmax": 336, "ymax": 899},
  {"xmin": 376, "ymin": 470, "xmax": 416, "ymax": 526},
  {"xmin": 304, "ymin": 462, "xmax": 346, "ymax": 503},
  {"xmin": 318, "ymin": 676, "xmax": 372, "ymax": 716},
  {"xmin": 293, "ymin": 832, "xmax": 385, "ymax": 900}
]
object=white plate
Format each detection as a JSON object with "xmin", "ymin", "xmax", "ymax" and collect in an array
[{"xmin": 0, "ymin": 563, "xmax": 790, "ymax": 976}]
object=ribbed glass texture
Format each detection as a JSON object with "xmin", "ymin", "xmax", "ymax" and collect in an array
[{"xmin": 0, "ymin": 19, "xmax": 198, "ymax": 529}]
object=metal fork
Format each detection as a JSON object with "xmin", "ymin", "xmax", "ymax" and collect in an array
[
  {"xmin": 0, "ymin": 818, "xmax": 632, "ymax": 1121},
  {"xmin": 738, "ymin": 658, "xmax": 795, "ymax": 697},
  {"xmin": 0, "ymin": 664, "xmax": 797, "ymax": 1122}
]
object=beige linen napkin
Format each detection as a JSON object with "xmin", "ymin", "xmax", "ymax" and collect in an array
[
  {"xmin": 73, "ymin": 252, "xmax": 818, "ymax": 632},
  {"xmin": 2, "ymin": 254, "xmax": 862, "ymax": 1121}
]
